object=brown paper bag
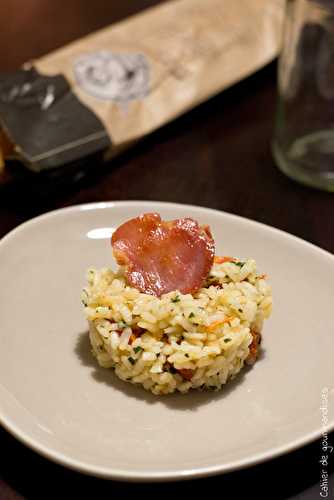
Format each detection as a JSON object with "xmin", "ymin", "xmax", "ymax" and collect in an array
[{"xmin": 0, "ymin": 0, "xmax": 284, "ymax": 175}]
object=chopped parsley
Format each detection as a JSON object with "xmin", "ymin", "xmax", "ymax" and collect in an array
[
  {"xmin": 234, "ymin": 261, "xmax": 245, "ymax": 268},
  {"xmin": 133, "ymin": 346, "xmax": 143, "ymax": 354},
  {"xmin": 128, "ymin": 356, "xmax": 136, "ymax": 365},
  {"xmin": 188, "ymin": 312, "xmax": 195, "ymax": 319},
  {"xmin": 81, "ymin": 290, "xmax": 88, "ymax": 306},
  {"xmin": 118, "ymin": 321, "xmax": 128, "ymax": 329},
  {"xmin": 171, "ymin": 295, "xmax": 181, "ymax": 303},
  {"xmin": 224, "ymin": 338, "xmax": 231, "ymax": 343}
]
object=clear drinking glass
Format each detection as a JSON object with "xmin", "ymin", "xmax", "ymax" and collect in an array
[{"xmin": 273, "ymin": 0, "xmax": 334, "ymax": 191}]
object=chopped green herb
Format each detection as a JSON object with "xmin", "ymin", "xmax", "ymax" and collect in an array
[
  {"xmin": 128, "ymin": 356, "xmax": 136, "ymax": 365},
  {"xmin": 133, "ymin": 346, "xmax": 143, "ymax": 354},
  {"xmin": 188, "ymin": 312, "xmax": 195, "ymax": 319},
  {"xmin": 118, "ymin": 321, "xmax": 128, "ymax": 329},
  {"xmin": 234, "ymin": 261, "xmax": 245, "ymax": 268},
  {"xmin": 171, "ymin": 295, "xmax": 181, "ymax": 303},
  {"xmin": 224, "ymin": 338, "xmax": 232, "ymax": 343}
]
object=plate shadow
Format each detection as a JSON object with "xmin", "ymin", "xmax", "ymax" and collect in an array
[{"xmin": 74, "ymin": 330, "xmax": 261, "ymax": 411}]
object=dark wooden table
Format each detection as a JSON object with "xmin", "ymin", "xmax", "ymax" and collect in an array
[{"xmin": 0, "ymin": 1, "xmax": 333, "ymax": 499}]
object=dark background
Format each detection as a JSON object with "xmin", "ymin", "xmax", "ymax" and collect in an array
[{"xmin": 0, "ymin": 1, "xmax": 333, "ymax": 499}]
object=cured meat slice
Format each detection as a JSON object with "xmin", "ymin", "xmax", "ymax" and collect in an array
[{"xmin": 111, "ymin": 213, "xmax": 215, "ymax": 296}]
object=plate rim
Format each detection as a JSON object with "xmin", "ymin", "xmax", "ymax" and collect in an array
[
  {"xmin": 1, "ymin": 199, "xmax": 333, "ymax": 262},
  {"xmin": 0, "ymin": 199, "xmax": 333, "ymax": 482}
]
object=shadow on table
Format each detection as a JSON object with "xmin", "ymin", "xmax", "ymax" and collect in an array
[
  {"xmin": 0, "ymin": 421, "xmax": 331, "ymax": 500},
  {"xmin": 74, "ymin": 330, "xmax": 259, "ymax": 411}
]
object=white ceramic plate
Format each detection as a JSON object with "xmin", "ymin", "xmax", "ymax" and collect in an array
[{"xmin": 0, "ymin": 201, "xmax": 333, "ymax": 481}]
